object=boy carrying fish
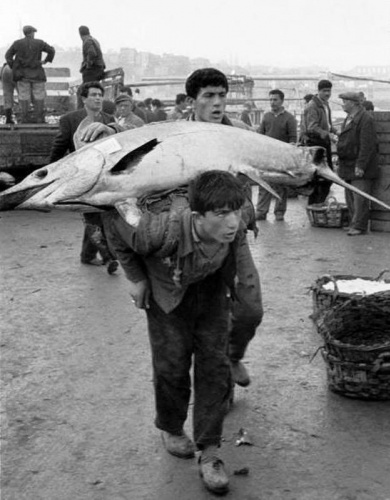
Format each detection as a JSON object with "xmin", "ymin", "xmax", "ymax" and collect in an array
[{"xmin": 104, "ymin": 169, "xmax": 260, "ymax": 494}]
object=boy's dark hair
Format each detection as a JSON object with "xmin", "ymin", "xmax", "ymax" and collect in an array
[
  {"xmin": 189, "ymin": 170, "xmax": 245, "ymax": 214},
  {"xmin": 318, "ymin": 79, "xmax": 332, "ymax": 91},
  {"xmin": 175, "ymin": 93, "xmax": 187, "ymax": 105},
  {"xmin": 144, "ymin": 97, "xmax": 153, "ymax": 107},
  {"xmin": 79, "ymin": 81, "xmax": 104, "ymax": 98},
  {"xmin": 269, "ymin": 89, "xmax": 284, "ymax": 101},
  {"xmin": 185, "ymin": 68, "xmax": 229, "ymax": 99}
]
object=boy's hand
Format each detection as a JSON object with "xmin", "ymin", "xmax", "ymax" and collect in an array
[{"xmin": 129, "ymin": 280, "xmax": 151, "ymax": 309}]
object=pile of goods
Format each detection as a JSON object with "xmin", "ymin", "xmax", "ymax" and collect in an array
[
  {"xmin": 306, "ymin": 196, "xmax": 349, "ymax": 228},
  {"xmin": 312, "ymin": 272, "xmax": 390, "ymax": 400}
]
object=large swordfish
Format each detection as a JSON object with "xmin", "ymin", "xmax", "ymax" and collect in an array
[{"xmin": 1, "ymin": 121, "xmax": 389, "ymax": 222}]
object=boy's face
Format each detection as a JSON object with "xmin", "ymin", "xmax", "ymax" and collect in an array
[
  {"xmin": 82, "ymin": 87, "xmax": 103, "ymax": 112},
  {"xmin": 195, "ymin": 206, "xmax": 242, "ymax": 244},
  {"xmin": 191, "ymin": 85, "xmax": 227, "ymax": 123}
]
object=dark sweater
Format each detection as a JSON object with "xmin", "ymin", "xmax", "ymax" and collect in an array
[{"xmin": 258, "ymin": 110, "xmax": 297, "ymax": 143}]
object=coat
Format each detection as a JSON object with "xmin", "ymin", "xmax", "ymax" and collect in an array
[
  {"xmin": 5, "ymin": 37, "xmax": 55, "ymax": 82},
  {"xmin": 49, "ymin": 109, "xmax": 117, "ymax": 162},
  {"xmin": 304, "ymin": 95, "xmax": 337, "ymax": 143},
  {"xmin": 336, "ymin": 108, "xmax": 379, "ymax": 181},
  {"xmin": 80, "ymin": 36, "xmax": 105, "ymax": 73}
]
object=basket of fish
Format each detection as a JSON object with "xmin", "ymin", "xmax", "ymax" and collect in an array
[
  {"xmin": 317, "ymin": 291, "xmax": 390, "ymax": 400},
  {"xmin": 311, "ymin": 270, "xmax": 390, "ymax": 320},
  {"xmin": 306, "ymin": 196, "xmax": 349, "ymax": 228}
]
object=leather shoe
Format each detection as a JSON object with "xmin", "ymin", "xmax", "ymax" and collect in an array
[
  {"xmin": 347, "ymin": 228, "xmax": 366, "ymax": 236},
  {"xmin": 107, "ymin": 260, "xmax": 119, "ymax": 275},
  {"xmin": 275, "ymin": 213, "xmax": 285, "ymax": 221},
  {"xmin": 161, "ymin": 431, "xmax": 195, "ymax": 458},
  {"xmin": 231, "ymin": 361, "xmax": 251, "ymax": 387},
  {"xmin": 199, "ymin": 454, "xmax": 229, "ymax": 494}
]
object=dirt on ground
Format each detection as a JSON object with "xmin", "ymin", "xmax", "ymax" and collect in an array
[{"xmin": 1, "ymin": 190, "xmax": 390, "ymax": 500}]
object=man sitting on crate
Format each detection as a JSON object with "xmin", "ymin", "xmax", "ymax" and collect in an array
[{"xmin": 337, "ymin": 92, "xmax": 379, "ymax": 236}]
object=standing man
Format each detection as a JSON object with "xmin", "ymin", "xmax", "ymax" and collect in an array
[
  {"xmin": 304, "ymin": 79, "xmax": 339, "ymax": 204},
  {"xmin": 185, "ymin": 68, "xmax": 263, "ymax": 389},
  {"xmin": 167, "ymin": 93, "xmax": 188, "ymax": 120},
  {"xmin": 337, "ymin": 92, "xmax": 379, "ymax": 236},
  {"xmin": 78, "ymin": 26, "xmax": 105, "ymax": 83},
  {"xmin": 104, "ymin": 169, "xmax": 258, "ymax": 494},
  {"xmin": 0, "ymin": 63, "xmax": 16, "ymax": 124},
  {"xmin": 5, "ymin": 25, "xmax": 55, "ymax": 123},
  {"xmin": 50, "ymin": 81, "xmax": 121, "ymax": 274},
  {"xmin": 256, "ymin": 89, "xmax": 297, "ymax": 221}
]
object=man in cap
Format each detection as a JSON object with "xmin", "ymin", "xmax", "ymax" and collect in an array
[
  {"xmin": 115, "ymin": 93, "xmax": 145, "ymax": 129},
  {"xmin": 304, "ymin": 79, "xmax": 338, "ymax": 204},
  {"xmin": 5, "ymin": 25, "xmax": 55, "ymax": 123},
  {"xmin": 337, "ymin": 92, "xmax": 379, "ymax": 236},
  {"xmin": 78, "ymin": 26, "xmax": 105, "ymax": 83}
]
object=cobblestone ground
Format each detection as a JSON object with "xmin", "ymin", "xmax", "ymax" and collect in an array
[{"xmin": 1, "ymin": 191, "xmax": 389, "ymax": 500}]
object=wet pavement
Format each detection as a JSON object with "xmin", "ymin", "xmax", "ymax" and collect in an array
[{"xmin": 1, "ymin": 190, "xmax": 389, "ymax": 500}]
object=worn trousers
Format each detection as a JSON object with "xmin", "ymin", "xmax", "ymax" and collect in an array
[
  {"xmin": 145, "ymin": 274, "xmax": 232, "ymax": 449},
  {"xmin": 80, "ymin": 213, "xmax": 116, "ymax": 263},
  {"xmin": 344, "ymin": 178, "xmax": 373, "ymax": 232},
  {"xmin": 256, "ymin": 185, "xmax": 288, "ymax": 217}
]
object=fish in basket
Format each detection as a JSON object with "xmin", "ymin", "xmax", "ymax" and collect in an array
[
  {"xmin": 316, "ymin": 291, "xmax": 390, "ymax": 400},
  {"xmin": 311, "ymin": 270, "xmax": 390, "ymax": 321},
  {"xmin": 306, "ymin": 196, "xmax": 349, "ymax": 228}
]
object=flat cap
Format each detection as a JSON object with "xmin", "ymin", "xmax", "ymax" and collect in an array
[
  {"xmin": 338, "ymin": 92, "xmax": 361, "ymax": 103},
  {"xmin": 115, "ymin": 94, "xmax": 132, "ymax": 105},
  {"xmin": 23, "ymin": 25, "xmax": 37, "ymax": 35}
]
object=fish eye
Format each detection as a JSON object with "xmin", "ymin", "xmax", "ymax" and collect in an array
[{"xmin": 35, "ymin": 168, "xmax": 48, "ymax": 179}]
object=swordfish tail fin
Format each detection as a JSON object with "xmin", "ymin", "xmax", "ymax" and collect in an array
[{"xmin": 316, "ymin": 165, "xmax": 390, "ymax": 211}]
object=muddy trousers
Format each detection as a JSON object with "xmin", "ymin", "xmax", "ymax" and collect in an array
[
  {"xmin": 344, "ymin": 179, "xmax": 373, "ymax": 232},
  {"xmin": 80, "ymin": 213, "xmax": 116, "ymax": 263},
  {"xmin": 145, "ymin": 275, "xmax": 232, "ymax": 450}
]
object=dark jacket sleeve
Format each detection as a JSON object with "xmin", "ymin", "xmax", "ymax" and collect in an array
[
  {"xmin": 355, "ymin": 114, "xmax": 378, "ymax": 172},
  {"xmin": 49, "ymin": 115, "xmax": 73, "ymax": 163},
  {"xmin": 305, "ymin": 103, "xmax": 329, "ymax": 141},
  {"xmin": 287, "ymin": 114, "xmax": 298, "ymax": 143},
  {"xmin": 42, "ymin": 41, "xmax": 55, "ymax": 63},
  {"xmin": 5, "ymin": 44, "xmax": 16, "ymax": 68}
]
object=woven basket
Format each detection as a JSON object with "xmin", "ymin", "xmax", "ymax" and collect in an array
[
  {"xmin": 306, "ymin": 196, "xmax": 349, "ymax": 228},
  {"xmin": 311, "ymin": 270, "xmax": 390, "ymax": 320},
  {"xmin": 321, "ymin": 350, "xmax": 390, "ymax": 400},
  {"xmin": 317, "ymin": 291, "xmax": 390, "ymax": 400}
]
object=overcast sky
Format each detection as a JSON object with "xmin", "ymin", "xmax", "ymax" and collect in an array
[{"xmin": 1, "ymin": 0, "xmax": 389, "ymax": 70}]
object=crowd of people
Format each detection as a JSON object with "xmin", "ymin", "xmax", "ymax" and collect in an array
[{"xmin": 1, "ymin": 25, "xmax": 381, "ymax": 496}]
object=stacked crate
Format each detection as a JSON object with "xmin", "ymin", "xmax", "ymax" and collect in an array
[{"xmin": 371, "ymin": 111, "xmax": 390, "ymax": 232}]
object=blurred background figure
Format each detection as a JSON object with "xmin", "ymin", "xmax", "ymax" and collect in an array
[
  {"xmin": 151, "ymin": 98, "xmax": 167, "ymax": 122},
  {"xmin": 0, "ymin": 63, "xmax": 16, "ymax": 124},
  {"xmin": 298, "ymin": 93, "xmax": 314, "ymax": 145},
  {"xmin": 78, "ymin": 26, "xmax": 105, "ymax": 83},
  {"xmin": 239, "ymin": 101, "xmax": 254, "ymax": 127},
  {"xmin": 5, "ymin": 25, "xmax": 55, "ymax": 123},
  {"xmin": 115, "ymin": 94, "xmax": 145, "ymax": 129},
  {"xmin": 256, "ymin": 89, "xmax": 297, "ymax": 221},
  {"xmin": 167, "ymin": 93, "xmax": 188, "ymax": 120},
  {"xmin": 143, "ymin": 97, "xmax": 156, "ymax": 123},
  {"xmin": 358, "ymin": 91, "xmax": 375, "ymax": 111},
  {"xmin": 118, "ymin": 85, "xmax": 147, "ymax": 122}
]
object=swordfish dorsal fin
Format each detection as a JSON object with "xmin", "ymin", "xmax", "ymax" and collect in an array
[
  {"xmin": 111, "ymin": 139, "xmax": 161, "ymax": 174},
  {"xmin": 237, "ymin": 166, "xmax": 281, "ymax": 200}
]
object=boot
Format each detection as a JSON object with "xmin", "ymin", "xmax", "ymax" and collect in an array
[
  {"xmin": 19, "ymin": 100, "xmax": 30, "ymax": 123},
  {"xmin": 5, "ymin": 109, "xmax": 14, "ymax": 124},
  {"xmin": 34, "ymin": 100, "xmax": 45, "ymax": 123}
]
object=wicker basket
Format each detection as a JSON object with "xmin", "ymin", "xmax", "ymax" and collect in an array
[
  {"xmin": 311, "ymin": 270, "xmax": 390, "ymax": 320},
  {"xmin": 317, "ymin": 291, "xmax": 390, "ymax": 400},
  {"xmin": 306, "ymin": 196, "xmax": 349, "ymax": 228}
]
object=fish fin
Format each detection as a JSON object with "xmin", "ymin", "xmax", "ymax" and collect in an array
[
  {"xmin": 317, "ymin": 165, "xmax": 390, "ymax": 211},
  {"xmin": 238, "ymin": 167, "xmax": 281, "ymax": 200},
  {"xmin": 115, "ymin": 198, "xmax": 143, "ymax": 227},
  {"xmin": 110, "ymin": 139, "xmax": 160, "ymax": 174}
]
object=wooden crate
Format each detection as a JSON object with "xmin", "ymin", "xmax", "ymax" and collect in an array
[{"xmin": 371, "ymin": 112, "xmax": 390, "ymax": 232}]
